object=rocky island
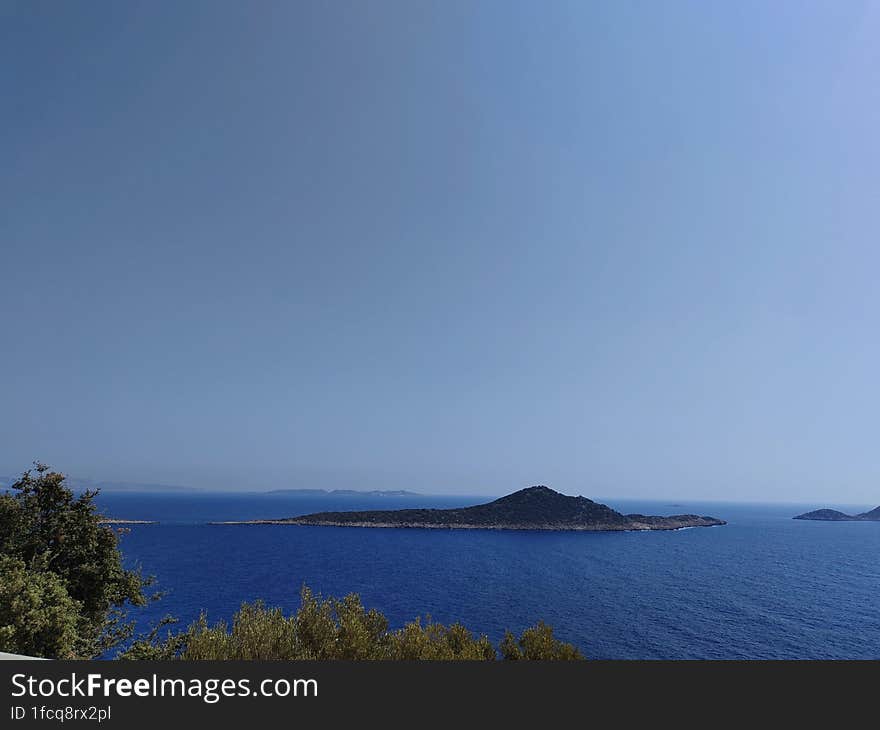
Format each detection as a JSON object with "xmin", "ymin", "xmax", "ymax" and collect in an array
[
  {"xmin": 214, "ymin": 486, "xmax": 726, "ymax": 531},
  {"xmin": 793, "ymin": 505, "xmax": 880, "ymax": 522}
]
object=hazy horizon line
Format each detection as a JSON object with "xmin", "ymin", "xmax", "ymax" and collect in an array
[{"xmin": 1, "ymin": 472, "xmax": 875, "ymax": 509}]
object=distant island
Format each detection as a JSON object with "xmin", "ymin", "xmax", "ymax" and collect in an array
[
  {"xmin": 266, "ymin": 489, "xmax": 421, "ymax": 497},
  {"xmin": 97, "ymin": 518, "xmax": 158, "ymax": 525},
  {"xmin": 216, "ymin": 486, "xmax": 726, "ymax": 531},
  {"xmin": 793, "ymin": 506, "xmax": 880, "ymax": 522}
]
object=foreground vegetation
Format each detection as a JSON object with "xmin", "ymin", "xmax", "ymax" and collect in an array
[
  {"xmin": 122, "ymin": 587, "xmax": 583, "ymax": 660},
  {"xmin": 0, "ymin": 463, "xmax": 582, "ymax": 660}
]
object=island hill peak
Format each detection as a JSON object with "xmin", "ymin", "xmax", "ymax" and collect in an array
[
  {"xmin": 793, "ymin": 505, "xmax": 880, "ymax": 522},
  {"xmin": 215, "ymin": 485, "xmax": 726, "ymax": 532}
]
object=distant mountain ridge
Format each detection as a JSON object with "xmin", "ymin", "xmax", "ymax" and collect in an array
[
  {"xmin": 794, "ymin": 505, "xmax": 880, "ymax": 522},
  {"xmin": 0, "ymin": 476, "xmax": 419, "ymax": 497},
  {"xmin": 266, "ymin": 489, "xmax": 421, "ymax": 497},
  {"xmin": 217, "ymin": 486, "xmax": 726, "ymax": 531},
  {"xmin": 0, "ymin": 475, "xmax": 198, "ymax": 493}
]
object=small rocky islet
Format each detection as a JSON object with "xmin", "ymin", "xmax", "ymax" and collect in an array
[
  {"xmin": 98, "ymin": 518, "xmax": 158, "ymax": 525},
  {"xmin": 213, "ymin": 485, "xmax": 726, "ymax": 532}
]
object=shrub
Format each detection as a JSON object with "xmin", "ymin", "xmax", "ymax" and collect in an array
[
  {"xmin": 499, "ymin": 621, "xmax": 584, "ymax": 660},
  {"xmin": 122, "ymin": 585, "xmax": 583, "ymax": 661}
]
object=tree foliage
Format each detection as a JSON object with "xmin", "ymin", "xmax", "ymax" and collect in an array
[
  {"xmin": 0, "ymin": 463, "xmax": 150, "ymax": 658},
  {"xmin": 0, "ymin": 556, "xmax": 80, "ymax": 658},
  {"xmin": 122, "ymin": 586, "xmax": 583, "ymax": 660}
]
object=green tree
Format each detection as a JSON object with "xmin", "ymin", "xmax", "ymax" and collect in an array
[{"xmin": 0, "ymin": 463, "xmax": 151, "ymax": 658}]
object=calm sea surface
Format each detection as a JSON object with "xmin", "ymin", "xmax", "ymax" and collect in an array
[{"xmin": 94, "ymin": 492, "xmax": 880, "ymax": 659}]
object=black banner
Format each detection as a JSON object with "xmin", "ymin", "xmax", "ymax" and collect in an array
[{"xmin": 0, "ymin": 660, "xmax": 874, "ymax": 727}]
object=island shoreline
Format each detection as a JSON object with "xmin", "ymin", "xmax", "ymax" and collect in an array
[{"xmin": 209, "ymin": 518, "xmax": 726, "ymax": 531}]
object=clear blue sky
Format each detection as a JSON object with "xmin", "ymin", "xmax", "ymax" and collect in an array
[{"xmin": 2, "ymin": 1, "xmax": 878, "ymax": 501}]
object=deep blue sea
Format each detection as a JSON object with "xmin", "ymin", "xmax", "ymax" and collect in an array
[{"xmin": 93, "ymin": 492, "xmax": 880, "ymax": 660}]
